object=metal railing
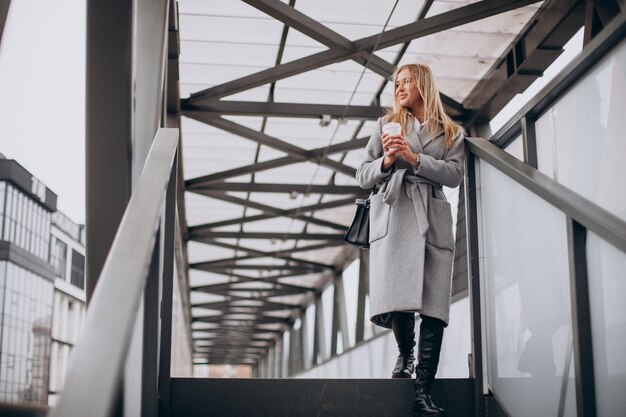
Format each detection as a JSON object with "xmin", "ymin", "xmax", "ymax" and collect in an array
[
  {"xmin": 49, "ymin": 128, "xmax": 179, "ymax": 417},
  {"xmin": 464, "ymin": 8, "xmax": 626, "ymax": 417}
]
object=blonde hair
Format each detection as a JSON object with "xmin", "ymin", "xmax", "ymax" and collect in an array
[{"xmin": 385, "ymin": 63, "xmax": 461, "ymax": 149}]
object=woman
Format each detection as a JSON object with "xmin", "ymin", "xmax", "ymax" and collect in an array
[{"xmin": 356, "ymin": 63, "xmax": 465, "ymax": 417}]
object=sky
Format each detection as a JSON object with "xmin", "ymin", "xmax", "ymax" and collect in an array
[
  {"xmin": 0, "ymin": 1, "xmax": 582, "ymax": 228},
  {"xmin": 0, "ymin": 0, "xmax": 86, "ymax": 224}
]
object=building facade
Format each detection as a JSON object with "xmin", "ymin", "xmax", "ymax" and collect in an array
[
  {"xmin": 47, "ymin": 211, "xmax": 85, "ymax": 406},
  {"xmin": 0, "ymin": 158, "xmax": 57, "ymax": 405}
]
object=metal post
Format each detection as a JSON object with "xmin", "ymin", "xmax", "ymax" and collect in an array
[
  {"xmin": 331, "ymin": 272, "xmax": 350, "ymax": 354},
  {"xmin": 142, "ymin": 230, "xmax": 162, "ymax": 417},
  {"xmin": 85, "ymin": 0, "xmax": 134, "ymax": 302},
  {"xmin": 157, "ymin": 160, "xmax": 177, "ymax": 417},
  {"xmin": 521, "ymin": 115, "xmax": 538, "ymax": 168},
  {"xmin": 86, "ymin": 1, "xmax": 134, "ymax": 415},
  {"xmin": 566, "ymin": 219, "xmax": 597, "ymax": 417},
  {"xmin": 300, "ymin": 308, "xmax": 310, "ymax": 370},
  {"xmin": 464, "ymin": 152, "xmax": 486, "ymax": 417},
  {"xmin": 314, "ymin": 295, "xmax": 327, "ymax": 363},
  {"xmin": 133, "ymin": 0, "xmax": 169, "ymax": 182},
  {"xmin": 355, "ymin": 251, "xmax": 369, "ymax": 343},
  {"xmin": 288, "ymin": 326, "xmax": 295, "ymax": 375}
]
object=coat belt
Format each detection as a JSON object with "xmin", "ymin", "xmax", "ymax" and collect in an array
[{"xmin": 381, "ymin": 169, "xmax": 442, "ymax": 236}]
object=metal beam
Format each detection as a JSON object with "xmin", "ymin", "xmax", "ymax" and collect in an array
[
  {"xmin": 193, "ymin": 255, "xmax": 333, "ymax": 271},
  {"xmin": 464, "ymin": 0, "xmax": 585, "ymax": 122},
  {"xmin": 188, "ymin": 0, "xmax": 540, "ymax": 103},
  {"xmin": 192, "ymin": 231, "xmax": 345, "ymax": 241},
  {"xmin": 183, "ymin": 114, "xmax": 357, "ymax": 177},
  {"xmin": 188, "ymin": 181, "xmax": 365, "ymax": 195},
  {"xmin": 189, "ymin": 195, "xmax": 354, "ymax": 235},
  {"xmin": 185, "ymin": 137, "xmax": 368, "ymax": 187},
  {"xmin": 193, "ymin": 327, "xmax": 282, "ymax": 334},
  {"xmin": 193, "ymin": 278, "xmax": 314, "ymax": 294},
  {"xmin": 198, "ymin": 264, "xmax": 325, "ymax": 272},
  {"xmin": 181, "ymin": 99, "xmax": 384, "ymax": 120},
  {"xmin": 194, "ymin": 316, "xmax": 291, "ymax": 325},
  {"xmin": 194, "ymin": 239, "xmax": 342, "ymax": 260}
]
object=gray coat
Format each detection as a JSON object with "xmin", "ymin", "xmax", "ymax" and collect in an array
[{"xmin": 356, "ymin": 117, "xmax": 465, "ymax": 327}]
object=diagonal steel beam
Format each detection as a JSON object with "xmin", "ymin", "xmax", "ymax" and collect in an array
[
  {"xmin": 187, "ymin": 181, "xmax": 365, "ymax": 195},
  {"xmin": 185, "ymin": 137, "xmax": 368, "ymax": 187},
  {"xmin": 193, "ymin": 284, "xmax": 312, "ymax": 297},
  {"xmin": 190, "ymin": 239, "xmax": 341, "ymax": 271},
  {"xmin": 189, "ymin": 195, "xmax": 354, "ymax": 235},
  {"xmin": 191, "ymin": 240, "xmax": 337, "ymax": 270},
  {"xmin": 195, "ymin": 336, "xmax": 275, "ymax": 343},
  {"xmin": 197, "ymin": 264, "xmax": 326, "ymax": 272},
  {"xmin": 192, "ymin": 231, "xmax": 345, "ymax": 241},
  {"xmin": 194, "ymin": 315, "xmax": 291, "ymax": 325},
  {"xmin": 240, "ymin": 0, "xmax": 465, "ymax": 116},
  {"xmin": 182, "ymin": 113, "xmax": 357, "ymax": 177},
  {"xmin": 193, "ymin": 326, "xmax": 283, "ymax": 334},
  {"xmin": 193, "ymin": 296, "xmax": 299, "ymax": 311},
  {"xmin": 180, "ymin": 100, "xmax": 384, "ymax": 120},
  {"xmin": 188, "ymin": 0, "xmax": 540, "ymax": 104}
]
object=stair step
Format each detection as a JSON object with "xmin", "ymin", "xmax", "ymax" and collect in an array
[{"xmin": 169, "ymin": 378, "xmax": 474, "ymax": 417}]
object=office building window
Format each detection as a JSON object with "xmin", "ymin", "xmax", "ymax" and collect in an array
[
  {"xmin": 0, "ymin": 184, "xmax": 51, "ymax": 261},
  {"xmin": 49, "ymin": 238, "xmax": 67, "ymax": 280},
  {"xmin": 0, "ymin": 261, "xmax": 53, "ymax": 405},
  {"xmin": 70, "ymin": 251, "xmax": 85, "ymax": 290}
]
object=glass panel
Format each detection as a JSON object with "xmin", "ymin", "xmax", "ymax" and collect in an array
[
  {"xmin": 478, "ymin": 160, "xmax": 575, "ymax": 417},
  {"xmin": 587, "ymin": 232, "xmax": 626, "ymax": 417},
  {"xmin": 535, "ymin": 37, "xmax": 626, "ymax": 221},
  {"xmin": 504, "ymin": 135, "xmax": 524, "ymax": 161}
]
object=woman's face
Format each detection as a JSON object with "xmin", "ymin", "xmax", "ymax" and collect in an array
[{"xmin": 395, "ymin": 68, "xmax": 422, "ymax": 110}]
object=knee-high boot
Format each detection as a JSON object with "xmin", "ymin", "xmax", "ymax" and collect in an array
[
  {"xmin": 413, "ymin": 315, "xmax": 446, "ymax": 417},
  {"xmin": 391, "ymin": 312, "xmax": 416, "ymax": 378}
]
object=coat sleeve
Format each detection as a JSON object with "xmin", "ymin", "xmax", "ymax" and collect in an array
[
  {"xmin": 356, "ymin": 117, "xmax": 393, "ymax": 189},
  {"xmin": 414, "ymin": 129, "xmax": 465, "ymax": 188}
]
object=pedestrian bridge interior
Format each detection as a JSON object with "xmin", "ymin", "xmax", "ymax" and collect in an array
[{"xmin": 2, "ymin": 0, "xmax": 624, "ymax": 416}]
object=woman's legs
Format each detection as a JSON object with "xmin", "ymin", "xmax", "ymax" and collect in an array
[
  {"xmin": 414, "ymin": 314, "xmax": 446, "ymax": 416},
  {"xmin": 391, "ymin": 312, "xmax": 416, "ymax": 378}
]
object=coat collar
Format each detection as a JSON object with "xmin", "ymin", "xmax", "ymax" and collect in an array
[{"xmin": 404, "ymin": 114, "xmax": 444, "ymax": 152}]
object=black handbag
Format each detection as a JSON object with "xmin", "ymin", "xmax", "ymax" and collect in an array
[{"xmin": 344, "ymin": 197, "xmax": 371, "ymax": 249}]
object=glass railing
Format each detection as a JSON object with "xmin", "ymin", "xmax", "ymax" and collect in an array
[{"xmin": 466, "ymin": 10, "xmax": 626, "ymax": 417}]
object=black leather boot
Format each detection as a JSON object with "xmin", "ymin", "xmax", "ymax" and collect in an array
[
  {"xmin": 413, "ymin": 315, "xmax": 446, "ymax": 417},
  {"xmin": 391, "ymin": 312, "xmax": 416, "ymax": 378}
]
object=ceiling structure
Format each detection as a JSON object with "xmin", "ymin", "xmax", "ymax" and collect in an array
[{"xmin": 174, "ymin": 0, "xmax": 585, "ymax": 366}]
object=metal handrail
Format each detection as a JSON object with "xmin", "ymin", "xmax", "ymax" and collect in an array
[
  {"xmin": 466, "ymin": 136, "xmax": 626, "ymax": 254},
  {"xmin": 49, "ymin": 128, "xmax": 179, "ymax": 417}
]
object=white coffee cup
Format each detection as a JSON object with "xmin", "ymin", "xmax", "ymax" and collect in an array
[{"xmin": 382, "ymin": 122, "xmax": 402, "ymax": 151}]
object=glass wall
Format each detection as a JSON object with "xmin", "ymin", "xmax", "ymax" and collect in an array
[
  {"xmin": 535, "ymin": 37, "xmax": 626, "ymax": 223},
  {"xmin": 0, "ymin": 183, "xmax": 51, "ymax": 261},
  {"xmin": 477, "ymin": 161, "xmax": 576, "ymax": 417},
  {"xmin": 0, "ymin": 261, "xmax": 54, "ymax": 405},
  {"xmin": 586, "ymin": 232, "xmax": 626, "ymax": 417},
  {"xmin": 294, "ymin": 296, "xmax": 471, "ymax": 379}
]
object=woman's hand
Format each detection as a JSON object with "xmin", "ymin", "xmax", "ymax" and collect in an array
[
  {"xmin": 382, "ymin": 133, "xmax": 419, "ymax": 167},
  {"xmin": 381, "ymin": 132, "xmax": 399, "ymax": 170}
]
